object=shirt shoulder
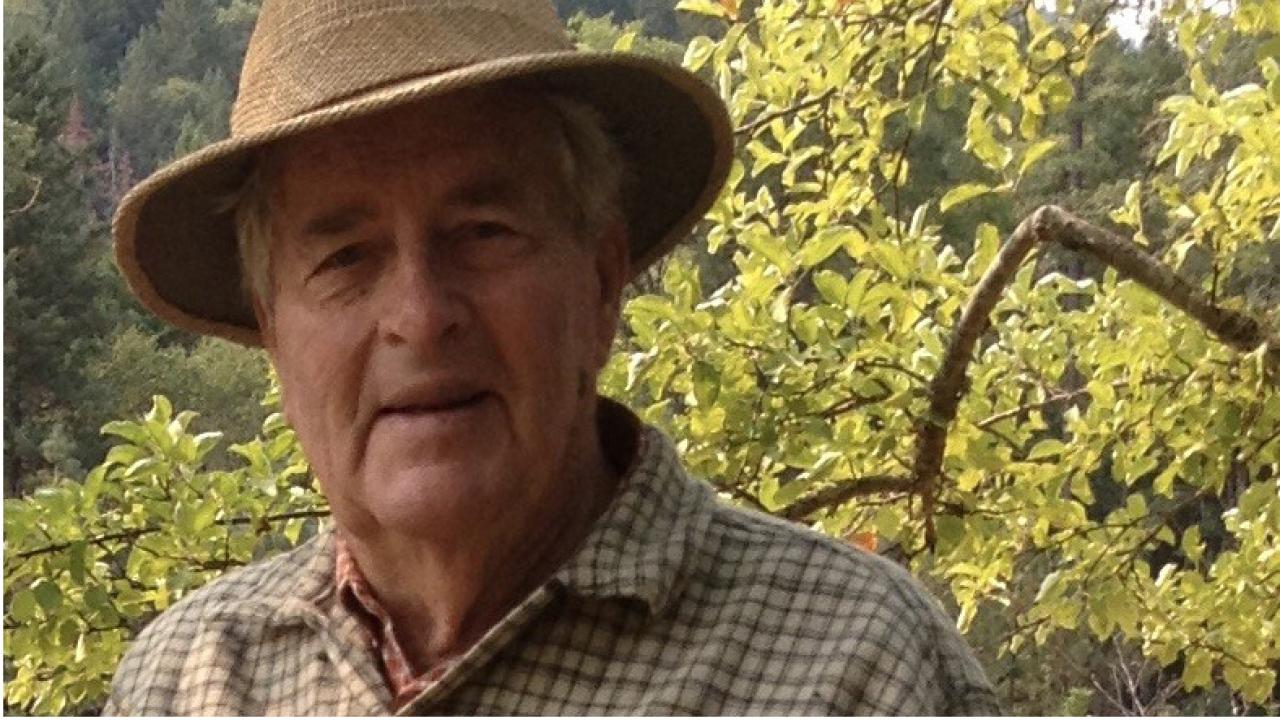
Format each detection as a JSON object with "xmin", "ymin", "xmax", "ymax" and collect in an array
[
  {"xmin": 691, "ymin": 499, "xmax": 999, "ymax": 714},
  {"xmin": 700, "ymin": 499, "xmax": 936, "ymax": 620},
  {"xmin": 105, "ymin": 532, "xmax": 332, "ymax": 716}
]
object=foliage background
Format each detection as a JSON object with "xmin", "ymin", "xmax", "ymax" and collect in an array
[{"xmin": 4, "ymin": 0, "xmax": 1279, "ymax": 714}]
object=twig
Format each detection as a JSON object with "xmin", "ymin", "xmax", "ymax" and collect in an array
[
  {"xmin": 815, "ymin": 382, "xmax": 893, "ymax": 418},
  {"xmin": 856, "ymin": 358, "xmax": 931, "ymax": 386},
  {"xmin": 888, "ymin": 0, "xmax": 951, "ymax": 227},
  {"xmin": 12, "ymin": 509, "xmax": 331, "ymax": 560},
  {"xmin": 6, "ymin": 178, "xmax": 43, "ymax": 216},
  {"xmin": 735, "ymin": 88, "xmax": 838, "ymax": 137},
  {"xmin": 782, "ymin": 475, "xmax": 914, "ymax": 520},
  {"xmin": 975, "ymin": 387, "xmax": 1089, "ymax": 428}
]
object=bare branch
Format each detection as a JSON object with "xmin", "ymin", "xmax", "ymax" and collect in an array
[
  {"xmin": 782, "ymin": 475, "xmax": 914, "ymax": 521},
  {"xmin": 6, "ymin": 177, "xmax": 43, "ymax": 216},
  {"xmin": 1035, "ymin": 206, "xmax": 1276, "ymax": 354},
  {"xmin": 736, "ymin": 88, "xmax": 838, "ymax": 137},
  {"xmin": 815, "ymin": 382, "xmax": 892, "ymax": 419},
  {"xmin": 888, "ymin": 0, "xmax": 951, "ymax": 226},
  {"xmin": 12, "ymin": 509, "xmax": 331, "ymax": 560},
  {"xmin": 911, "ymin": 205, "xmax": 1277, "ymax": 549},
  {"xmin": 973, "ymin": 375, "xmax": 1145, "ymax": 429}
]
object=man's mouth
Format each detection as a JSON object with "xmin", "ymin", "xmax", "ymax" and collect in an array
[{"xmin": 380, "ymin": 390, "xmax": 492, "ymax": 417}]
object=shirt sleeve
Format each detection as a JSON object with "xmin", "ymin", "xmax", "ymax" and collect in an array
[{"xmin": 100, "ymin": 693, "xmax": 129, "ymax": 716}]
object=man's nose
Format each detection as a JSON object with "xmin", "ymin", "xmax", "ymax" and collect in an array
[{"xmin": 377, "ymin": 251, "xmax": 468, "ymax": 348}]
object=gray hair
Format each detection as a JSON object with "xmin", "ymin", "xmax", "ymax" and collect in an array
[{"xmin": 230, "ymin": 93, "xmax": 629, "ymax": 309}]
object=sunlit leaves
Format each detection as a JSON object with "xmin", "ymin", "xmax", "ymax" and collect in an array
[
  {"xmin": 3, "ymin": 393, "xmax": 327, "ymax": 715},
  {"xmin": 940, "ymin": 182, "xmax": 995, "ymax": 213}
]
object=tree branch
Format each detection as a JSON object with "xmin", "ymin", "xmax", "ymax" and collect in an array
[
  {"xmin": 1035, "ymin": 207, "xmax": 1276, "ymax": 354},
  {"xmin": 6, "ymin": 177, "xmax": 43, "ymax": 216},
  {"xmin": 735, "ymin": 87, "xmax": 838, "ymax": 137},
  {"xmin": 12, "ymin": 509, "xmax": 331, "ymax": 560},
  {"xmin": 782, "ymin": 475, "xmax": 914, "ymax": 521},
  {"xmin": 912, "ymin": 205, "xmax": 1277, "ymax": 549},
  {"xmin": 815, "ymin": 382, "xmax": 893, "ymax": 419},
  {"xmin": 888, "ymin": 0, "xmax": 951, "ymax": 226}
]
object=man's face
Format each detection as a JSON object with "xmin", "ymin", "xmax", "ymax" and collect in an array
[{"xmin": 258, "ymin": 91, "xmax": 627, "ymax": 542}]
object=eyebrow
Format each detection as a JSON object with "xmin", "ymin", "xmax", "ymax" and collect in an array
[
  {"xmin": 442, "ymin": 174, "xmax": 531, "ymax": 211},
  {"xmin": 301, "ymin": 205, "xmax": 375, "ymax": 237}
]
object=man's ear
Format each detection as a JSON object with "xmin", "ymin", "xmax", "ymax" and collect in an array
[
  {"xmin": 597, "ymin": 218, "xmax": 629, "ymax": 309},
  {"xmin": 251, "ymin": 292, "xmax": 276, "ymax": 353},
  {"xmin": 593, "ymin": 218, "xmax": 630, "ymax": 366}
]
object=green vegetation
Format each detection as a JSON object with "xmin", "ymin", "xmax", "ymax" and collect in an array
[{"xmin": 4, "ymin": 0, "xmax": 1278, "ymax": 714}]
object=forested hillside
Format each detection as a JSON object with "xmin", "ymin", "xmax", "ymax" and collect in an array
[{"xmin": 4, "ymin": 0, "xmax": 1279, "ymax": 714}]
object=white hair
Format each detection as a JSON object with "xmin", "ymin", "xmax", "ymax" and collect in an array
[{"xmin": 230, "ymin": 92, "xmax": 628, "ymax": 309}]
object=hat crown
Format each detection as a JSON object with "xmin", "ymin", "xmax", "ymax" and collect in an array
[{"xmin": 231, "ymin": 0, "xmax": 573, "ymax": 135}]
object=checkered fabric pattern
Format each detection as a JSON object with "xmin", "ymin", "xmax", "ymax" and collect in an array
[
  {"xmin": 333, "ymin": 536, "xmax": 459, "ymax": 709},
  {"xmin": 104, "ymin": 416, "xmax": 999, "ymax": 715}
]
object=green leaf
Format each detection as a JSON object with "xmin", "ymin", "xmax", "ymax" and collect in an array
[
  {"xmin": 1182, "ymin": 648, "xmax": 1213, "ymax": 690},
  {"xmin": 84, "ymin": 587, "xmax": 114, "ymax": 617},
  {"xmin": 145, "ymin": 395, "xmax": 173, "ymax": 424},
  {"xmin": 909, "ymin": 203, "xmax": 929, "ymax": 238},
  {"xmin": 692, "ymin": 360, "xmax": 721, "ymax": 407},
  {"xmin": 907, "ymin": 94, "xmax": 927, "ymax": 129},
  {"xmin": 1040, "ymin": 74, "xmax": 1074, "ymax": 113},
  {"xmin": 104, "ymin": 444, "xmax": 148, "ymax": 468},
  {"xmin": 812, "ymin": 270, "xmax": 847, "ymax": 306},
  {"xmin": 100, "ymin": 421, "xmax": 150, "ymax": 446},
  {"xmin": 9, "ymin": 590, "xmax": 39, "ymax": 622},
  {"xmin": 192, "ymin": 500, "xmax": 220, "ymax": 533},
  {"xmin": 612, "ymin": 31, "xmax": 636, "ymax": 52},
  {"xmin": 740, "ymin": 227, "xmax": 793, "ymax": 272},
  {"xmin": 872, "ymin": 245, "xmax": 911, "ymax": 280},
  {"xmin": 674, "ymin": 0, "xmax": 732, "ymax": 20},
  {"xmin": 797, "ymin": 226, "xmax": 849, "ymax": 267},
  {"xmin": 1018, "ymin": 139, "xmax": 1058, "ymax": 175},
  {"xmin": 1181, "ymin": 526, "xmax": 1204, "ymax": 564},
  {"xmin": 683, "ymin": 36, "xmax": 716, "ymax": 72},
  {"xmin": 872, "ymin": 507, "xmax": 901, "ymax": 539},
  {"xmin": 977, "ymin": 79, "xmax": 1014, "ymax": 116},
  {"xmin": 1028, "ymin": 439, "xmax": 1066, "ymax": 460},
  {"xmin": 1035, "ymin": 570, "xmax": 1063, "ymax": 602},
  {"xmin": 32, "ymin": 579, "xmax": 63, "ymax": 612},
  {"xmin": 940, "ymin": 183, "xmax": 993, "ymax": 213},
  {"xmin": 844, "ymin": 271, "xmax": 871, "ymax": 312},
  {"xmin": 69, "ymin": 541, "xmax": 87, "ymax": 584}
]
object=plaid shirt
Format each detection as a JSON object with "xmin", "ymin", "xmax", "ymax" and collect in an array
[
  {"xmin": 105, "ymin": 414, "xmax": 998, "ymax": 715},
  {"xmin": 333, "ymin": 535, "xmax": 461, "ymax": 709}
]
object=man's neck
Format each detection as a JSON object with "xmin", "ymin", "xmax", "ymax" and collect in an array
[{"xmin": 338, "ymin": 410, "xmax": 627, "ymax": 672}]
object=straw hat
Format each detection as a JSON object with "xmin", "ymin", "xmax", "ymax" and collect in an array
[{"xmin": 112, "ymin": 0, "xmax": 733, "ymax": 347}]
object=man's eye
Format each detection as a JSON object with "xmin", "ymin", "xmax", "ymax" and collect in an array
[
  {"xmin": 461, "ymin": 221, "xmax": 516, "ymax": 241},
  {"xmin": 314, "ymin": 244, "xmax": 366, "ymax": 274},
  {"xmin": 452, "ymin": 221, "xmax": 533, "ymax": 265}
]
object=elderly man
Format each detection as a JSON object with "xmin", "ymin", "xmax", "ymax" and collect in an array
[{"xmin": 106, "ymin": 0, "xmax": 997, "ymax": 715}]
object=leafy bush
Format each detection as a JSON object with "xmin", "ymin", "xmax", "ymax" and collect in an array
[{"xmin": 3, "ymin": 394, "xmax": 325, "ymax": 715}]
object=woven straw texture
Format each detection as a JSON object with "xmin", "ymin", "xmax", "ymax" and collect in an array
[{"xmin": 233, "ymin": 1, "xmax": 571, "ymax": 133}]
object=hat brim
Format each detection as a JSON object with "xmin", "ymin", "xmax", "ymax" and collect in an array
[{"xmin": 113, "ymin": 51, "xmax": 733, "ymax": 347}]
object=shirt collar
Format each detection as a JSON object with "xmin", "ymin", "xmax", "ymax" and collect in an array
[{"xmin": 551, "ymin": 399, "xmax": 711, "ymax": 614}]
